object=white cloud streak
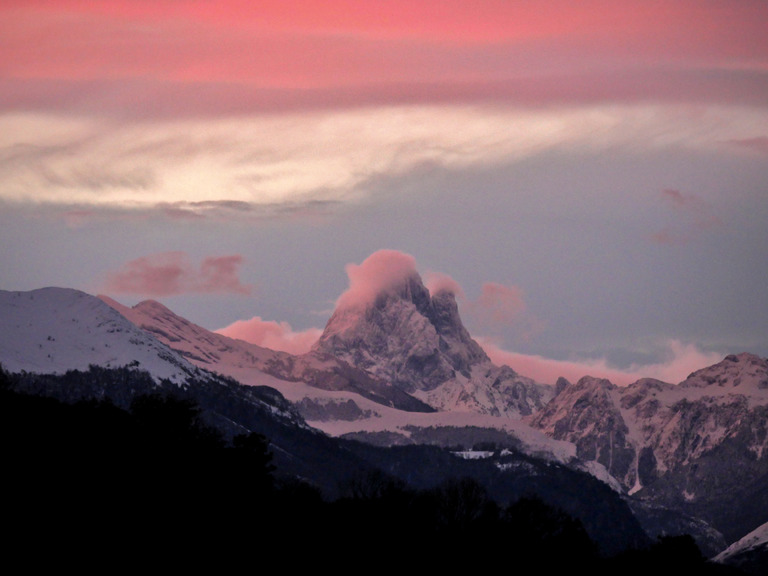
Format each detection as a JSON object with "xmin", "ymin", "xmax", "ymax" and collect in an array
[{"xmin": 2, "ymin": 104, "xmax": 766, "ymax": 216}]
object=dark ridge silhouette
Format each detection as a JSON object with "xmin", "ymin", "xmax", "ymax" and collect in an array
[{"xmin": 0, "ymin": 366, "xmax": 747, "ymax": 573}]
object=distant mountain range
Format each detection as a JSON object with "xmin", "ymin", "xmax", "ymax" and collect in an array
[{"xmin": 1, "ymin": 281, "xmax": 767, "ymax": 570}]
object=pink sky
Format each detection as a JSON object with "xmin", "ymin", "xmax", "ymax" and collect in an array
[{"xmin": 3, "ymin": 1, "xmax": 767, "ymax": 114}]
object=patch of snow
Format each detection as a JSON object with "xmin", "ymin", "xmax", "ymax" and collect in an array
[
  {"xmin": 454, "ymin": 450, "xmax": 494, "ymax": 460},
  {"xmin": 714, "ymin": 521, "xmax": 768, "ymax": 562}
]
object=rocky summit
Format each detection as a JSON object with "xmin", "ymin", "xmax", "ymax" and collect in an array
[{"xmin": 314, "ymin": 270, "xmax": 551, "ymax": 417}]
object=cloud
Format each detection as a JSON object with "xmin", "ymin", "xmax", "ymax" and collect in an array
[
  {"xmin": 3, "ymin": 105, "xmax": 767, "ymax": 221},
  {"xmin": 470, "ymin": 282, "xmax": 527, "ymax": 324},
  {"xmin": 629, "ymin": 340, "xmax": 724, "ymax": 384},
  {"xmin": 424, "ymin": 271, "xmax": 465, "ymax": 299},
  {"xmin": 652, "ymin": 188, "xmax": 722, "ymax": 245},
  {"xmin": 430, "ymin": 278, "xmax": 542, "ymax": 345},
  {"xmin": 335, "ymin": 250, "xmax": 418, "ymax": 311},
  {"xmin": 480, "ymin": 337, "xmax": 723, "ymax": 386},
  {"xmin": 103, "ymin": 252, "xmax": 253, "ymax": 296},
  {"xmin": 727, "ymin": 136, "xmax": 768, "ymax": 155},
  {"xmin": 215, "ymin": 317, "xmax": 322, "ymax": 355}
]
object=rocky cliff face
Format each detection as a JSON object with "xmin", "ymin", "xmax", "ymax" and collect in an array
[
  {"xmin": 314, "ymin": 271, "xmax": 551, "ymax": 417},
  {"xmin": 101, "ymin": 295, "xmax": 434, "ymax": 414},
  {"xmin": 528, "ymin": 376, "xmax": 636, "ymax": 487},
  {"xmin": 316, "ymin": 274, "xmax": 487, "ymax": 390},
  {"xmin": 528, "ymin": 353, "xmax": 768, "ymax": 542}
]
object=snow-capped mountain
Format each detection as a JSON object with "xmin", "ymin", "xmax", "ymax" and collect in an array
[
  {"xmin": 7, "ymin": 284, "xmax": 768, "ymax": 555},
  {"xmin": 0, "ymin": 288, "xmax": 202, "ymax": 385},
  {"xmin": 528, "ymin": 353, "xmax": 768, "ymax": 543},
  {"xmin": 0, "ymin": 285, "xmax": 655, "ymax": 557},
  {"xmin": 100, "ymin": 295, "xmax": 434, "ymax": 414},
  {"xmin": 713, "ymin": 520, "xmax": 768, "ymax": 574},
  {"xmin": 314, "ymin": 270, "xmax": 552, "ymax": 418},
  {"xmin": 97, "ymin": 291, "xmax": 582, "ymax": 469},
  {"xmin": 94, "ymin": 278, "xmax": 768, "ymax": 549}
]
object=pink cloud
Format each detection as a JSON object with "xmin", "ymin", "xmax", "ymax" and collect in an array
[
  {"xmin": 424, "ymin": 271, "xmax": 465, "ymax": 299},
  {"xmin": 480, "ymin": 338, "xmax": 722, "ymax": 386},
  {"xmin": 472, "ymin": 282, "xmax": 527, "ymax": 324},
  {"xmin": 652, "ymin": 189, "xmax": 722, "ymax": 245},
  {"xmin": 479, "ymin": 338, "xmax": 639, "ymax": 386},
  {"xmin": 727, "ymin": 137, "xmax": 768, "ymax": 155},
  {"xmin": 198, "ymin": 255, "xmax": 252, "ymax": 294},
  {"xmin": 459, "ymin": 282, "xmax": 544, "ymax": 344},
  {"xmin": 335, "ymin": 250, "xmax": 418, "ymax": 310},
  {"xmin": 103, "ymin": 251, "xmax": 253, "ymax": 296},
  {"xmin": 216, "ymin": 317, "xmax": 322, "ymax": 355},
  {"xmin": 336, "ymin": 251, "xmax": 541, "ymax": 345}
]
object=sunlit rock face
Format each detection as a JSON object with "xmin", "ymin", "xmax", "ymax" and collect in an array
[
  {"xmin": 315, "ymin": 270, "xmax": 551, "ymax": 417},
  {"xmin": 530, "ymin": 376, "xmax": 636, "ymax": 487},
  {"xmin": 528, "ymin": 353, "xmax": 768, "ymax": 544}
]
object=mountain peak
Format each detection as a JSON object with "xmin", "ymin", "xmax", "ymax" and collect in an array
[
  {"xmin": 309, "ymin": 251, "xmax": 552, "ymax": 417},
  {"xmin": 680, "ymin": 352, "xmax": 768, "ymax": 393},
  {"xmin": 133, "ymin": 299, "xmax": 176, "ymax": 315},
  {"xmin": 1, "ymin": 288, "xmax": 198, "ymax": 383},
  {"xmin": 333, "ymin": 250, "xmax": 425, "ymax": 312},
  {"xmin": 315, "ymin": 262, "xmax": 489, "ymax": 392}
]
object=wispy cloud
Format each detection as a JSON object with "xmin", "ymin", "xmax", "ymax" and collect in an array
[
  {"xmin": 726, "ymin": 136, "xmax": 768, "ymax": 155},
  {"xmin": 652, "ymin": 188, "xmax": 723, "ymax": 245},
  {"xmin": 103, "ymin": 252, "xmax": 253, "ymax": 297},
  {"xmin": 425, "ymin": 275, "xmax": 543, "ymax": 345},
  {"xmin": 334, "ymin": 250, "xmax": 419, "ymax": 311},
  {"xmin": 481, "ymin": 338, "xmax": 722, "ymax": 386},
  {"xmin": 464, "ymin": 282, "xmax": 543, "ymax": 343},
  {"xmin": 4, "ymin": 105, "xmax": 766, "ymax": 220}
]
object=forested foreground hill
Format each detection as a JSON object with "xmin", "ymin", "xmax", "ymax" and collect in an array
[{"xmin": 0, "ymin": 369, "xmax": 746, "ymax": 574}]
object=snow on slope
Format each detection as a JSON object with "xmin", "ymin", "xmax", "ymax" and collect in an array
[
  {"xmin": 99, "ymin": 295, "xmax": 289, "ymax": 373},
  {"xmin": 222, "ymin": 359, "xmax": 606, "ymax": 480},
  {"xmin": 0, "ymin": 288, "xmax": 200, "ymax": 384},
  {"xmin": 98, "ymin": 294, "xmax": 602, "ymax": 475},
  {"xmin": 714, "ymin": 521, "xmax": 768, "ymax": 562},
  {"xmin": 529, "ymin": 354, "xmax": 768, "ymax": 495},
  {"xmin": 680, "ymin": 353, "xmax": 768, "ymax": 406}
]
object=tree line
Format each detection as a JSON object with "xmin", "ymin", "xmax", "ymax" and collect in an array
[{"xmin": 0, "ymin": 367, "xmax": 744, "ymax": 573}]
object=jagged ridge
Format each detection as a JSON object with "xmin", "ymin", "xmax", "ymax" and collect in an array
[{"xmin": 314, "ymin": 270, "xmax": 551, "ymax": 417}]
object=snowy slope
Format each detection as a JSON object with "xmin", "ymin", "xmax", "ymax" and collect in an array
[
  {"xmin": 100, "ymin": 296, "xmax": 434, "ymax": 413},
  {"xmin": 714, "ymin": 521, "xmax": 768, "ymax": 561},
  {"xmin": 713, "ymin": 521, "xmax": 768, "ymax": 574},
  {"xmin": 96, "ymin": 293, "xmax": 605, "ymax": 475},
  {"xmin": 0, "ymin": 288, "xmax": 201, "ymax": 384},
  {"xmin": 100, "ymin": 296, "xmax": 289, "ymax": 375},
  {"xmin": 527, "ymin": 353, "xmax": 768, "ymax": 551}
]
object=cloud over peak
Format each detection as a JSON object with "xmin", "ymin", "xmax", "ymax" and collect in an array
[{"xmin": 334, "ymin": 249, "xmax": 419, "ymax": 311}]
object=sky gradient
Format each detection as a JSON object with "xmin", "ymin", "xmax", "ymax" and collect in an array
[{"xmin": 2, "ymin": 1, "xmax": 767, "ymax": 385}]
